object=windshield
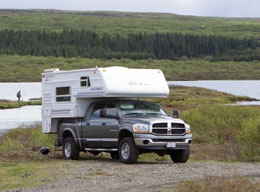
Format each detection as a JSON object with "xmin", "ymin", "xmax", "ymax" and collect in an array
[{"xmin": 119, "ymin": 101, "xmax": 168, "ymax": 117}]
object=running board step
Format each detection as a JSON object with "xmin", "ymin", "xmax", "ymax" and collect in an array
[{"xmin": 85, "ymin": 148, "xmax": 118, "ymax": 152}]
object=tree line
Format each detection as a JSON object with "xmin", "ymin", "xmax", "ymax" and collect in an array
[{"xmin": 0, "ymin": 29, "xmax": 258, "ymax": 60}]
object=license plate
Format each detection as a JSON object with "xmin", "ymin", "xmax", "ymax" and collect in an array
[{"xmin": 166, "ymin": 142, "xmax": 176, "ymax": 148}]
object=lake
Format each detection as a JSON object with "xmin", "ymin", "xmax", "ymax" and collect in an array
[
  {"xmin": 0, "ymin": 81, "xmax": 259, "ymax": 133},
  {"xmin": 0, "ymin": 82, "xmax": 41, "ymax": 101}
]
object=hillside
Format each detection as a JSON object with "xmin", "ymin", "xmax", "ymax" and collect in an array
[
  {"xmin": 0, "ymin": 9, "xmax": 260, "ymax": 81},
  {"xmin": 1, "ymin": 9, "xmax": 260, "ymax": 37},
  {"xmin": 1, "ymin": 55, "xmax": 260, "ymax": 82}
]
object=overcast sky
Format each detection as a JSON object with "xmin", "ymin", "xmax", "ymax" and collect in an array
[{"xmin": 0, "ymin": 0, "xmax": 258, "ymax": 18}]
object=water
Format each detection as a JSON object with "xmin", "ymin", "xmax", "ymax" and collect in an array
[
  {"xmin": 0, "ymin": 106, "xmax": 42, "ymax": 134},
  {"xmin": 0, "ymin": 81, "xmax": 260, "ymax": 134},
  {"xmin": 0, "ymin": 82, "xmax": 41, "ymax": 101},
  {"xmin": 168, "ymin": 80, "xmax": 260, "ymax": 104},
  {"xmin": 0, "ymin": 83, "xmax": 42, "ymax": 133}
]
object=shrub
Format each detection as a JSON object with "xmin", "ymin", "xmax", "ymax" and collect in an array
[
  {"xmin": 175, "ymin": 175, "xmax": 260, "ymax": 192},
  {"xmin": 181, "ymin": 105, "xmax": 260, "ymax": 161}
]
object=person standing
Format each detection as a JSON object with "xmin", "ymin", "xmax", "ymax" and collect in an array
[{"xmin": 17, "ymin": 90, "xmax": 21, "ymax": 102}]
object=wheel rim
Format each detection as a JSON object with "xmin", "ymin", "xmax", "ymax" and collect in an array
[
  {"xmin": 121, "ymin": 143, "xmax": 130, "ymax": 160},
  {"xmin": 64, "ymin": 141, "xmax": 72, "ymax": 158}
]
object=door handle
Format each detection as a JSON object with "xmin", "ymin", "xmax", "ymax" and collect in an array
[{"xmin": 102, "ymin": 123, "xmax": 106, "ymax": 126}]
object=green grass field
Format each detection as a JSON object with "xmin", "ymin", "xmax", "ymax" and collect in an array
[
  {"xmin": 0, "ymin": 100, "xmax": 41, "ymax": 109},
  {"xmin": 0, "ymin": 86, "xmax": 260, "ymax": 190},
  {"xmin": 1, "ymin": 55, "xmax": 260, "ymax": 82},
  {"xmin": 1, "ymin": 9, "xmax": 260, "ymax": 38}
]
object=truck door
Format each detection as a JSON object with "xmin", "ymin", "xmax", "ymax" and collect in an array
[{"xmin": 82, "ymin": 102, "xmax": 120, "ymax": 148}]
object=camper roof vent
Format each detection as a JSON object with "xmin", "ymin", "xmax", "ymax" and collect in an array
[{"xmin": 44, "ymin": 68, "xmax": 60, "ymax": 73}]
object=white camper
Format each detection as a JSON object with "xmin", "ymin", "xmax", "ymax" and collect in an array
[{"xmin": 42, "ymin": 67, "xmax": 169, "ymax": 134}]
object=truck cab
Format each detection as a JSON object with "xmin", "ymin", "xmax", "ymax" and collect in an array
[{"xmin": 57, "ymin": 99, "xmax": 192, "ymax": 164}]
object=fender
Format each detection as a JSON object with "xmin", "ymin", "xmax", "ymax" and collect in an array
[{"xmin": 63, "ymin": 127, "xmax": 77, "ymax": 140}]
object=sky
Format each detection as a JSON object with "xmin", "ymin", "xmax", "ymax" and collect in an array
[{"xmin": 0, "ymin": 0, "xmax": 259, "ymax": 18}]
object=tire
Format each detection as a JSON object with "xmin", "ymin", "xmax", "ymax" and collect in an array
[
  {"xmin": 63, "ymin": 137, "xmax": 80, "ymax": 160},
  {"xmin": 110, "ymin": 151, "xmax": 120, "ymax": 160},
  {"xmin": 170, "ymin": 148, "xmax": 190, "ymax": 163},
  {"xmin": 119, "ymin": 137, "xmax": 139, "ymax": 164}
]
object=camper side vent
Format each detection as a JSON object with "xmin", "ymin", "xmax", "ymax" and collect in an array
[{"xmin": 80, "ymin": 76, "xmax": 91, "ymax": 87}]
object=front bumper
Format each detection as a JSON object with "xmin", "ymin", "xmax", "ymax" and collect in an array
[{"xmin": 133, "ymin": 133, "xmax": 192, "ymax": 150}]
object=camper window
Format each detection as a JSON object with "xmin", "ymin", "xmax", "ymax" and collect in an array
[
  {"xmin": 80, "ymin": 76, "xmax": 90, "ymax": 87},
  {"xmin": 56, "ymin": 87, "xmax": 71, "ymax": 102}
]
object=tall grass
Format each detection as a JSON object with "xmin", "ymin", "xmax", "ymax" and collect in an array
[
  {"xmin": 0, "ymin": 125, "xmax": 55, "ymax": 160},
  {"xmin": 0, "ymin": 100, "xmax": 41, "ymax": 109},
  {"xmin": 174, "ymin": 175, "xmax": 260, "ymax": 192},
  {"xmin": 182, "ymin": 105, "xmax": 260, "ymax": 161}
]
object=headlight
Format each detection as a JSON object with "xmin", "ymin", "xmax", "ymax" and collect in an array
[
  {"xmin": 133, "ymin": 124, "xmax": 149, "ymax": 133},
  {"xmin": 185, "ymin": 124, "xmax": 191, "ymax": 134}
]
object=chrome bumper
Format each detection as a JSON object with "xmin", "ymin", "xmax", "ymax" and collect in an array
[{"xmin": 133, "ymin": 133, "xmax": 192, "ymax": 149}]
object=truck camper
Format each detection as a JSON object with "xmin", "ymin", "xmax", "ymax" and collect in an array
[{"xmin": 42, "ymin": 67, "xmax": 192, "ymax": 164}]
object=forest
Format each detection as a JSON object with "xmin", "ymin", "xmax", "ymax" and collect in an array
[{"xmin": 0, "ymin": 29, "xmax": 259, "ymax": 61}]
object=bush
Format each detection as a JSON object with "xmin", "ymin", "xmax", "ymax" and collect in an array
[
  {"xmin": 0, "ymin": 125, "xmax": 56, "ymax": 160},
  {"xmin": 181, "ymin": 105, "xmax": 260, "ymax": 161},
  {"xmin": 175, "ymin": 175, "xmax": 260, "ymax": 192}
]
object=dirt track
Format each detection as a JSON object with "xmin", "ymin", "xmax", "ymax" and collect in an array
[{"xmin": 11, "ymin": 159, "xmax": 260, "ymax": 192}]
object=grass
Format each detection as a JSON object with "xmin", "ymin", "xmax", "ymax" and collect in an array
[
  {"xmin": 0, "ymin": 87, "xmax": 258, "ymax": 161},
  {"xmin": 0, "ymin": 125, "xmax": 56, "ymax": 161},
  {"xmin": 182, "ymin": 105, "xmax": 260, "ymax": 161},
  {"xmin": 2, "ymin": 55, "xmax": 260, "ymax": 82},
  {"xmin": 1, "ymin": 9, "xmax": 260, "ymax": 38},
  {"xmin": 148, "ymin": 86, "xmax": 256, "ymax": 112},
  {"xmin": 0, "ymin": 100, "xmax": 41, "ymax": 109},
  {"xmin": 0, "ymin": 86, "xmax": 260, "ymax": 190},
  {"xmin": 0, "ymin": 85, "xmax": 254, "ymax": 110},
  {"xmin": 173, "ymin": 175, "xmax": 260, "ymax": 192},
  {"xmin": 0, "ymin": 161, "xmax": 62, "ymax": 191}
]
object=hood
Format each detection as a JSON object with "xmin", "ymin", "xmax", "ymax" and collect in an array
[{"xmin": 122, "ymin": 115, "xmax": 185, "ymax": 125}]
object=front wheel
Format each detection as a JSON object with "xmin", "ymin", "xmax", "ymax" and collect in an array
[
  {"xmin": 170, "ymin": 148, "xmax": 190, "ymax": 163},
  {"xmin": 119, "ymin": 137, "xmax": 139, "ymax": 164},
  {"xmin": 63, "ymin": 137, "xmax": 80, "ymax": 160}
]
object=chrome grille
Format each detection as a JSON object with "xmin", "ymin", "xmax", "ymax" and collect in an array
[
  {"xmin": 152, "ymin": 122, "xmax": 185, "ymax": 135},
  {"xmin": 171, "ymin": 123, "xmax": 185, "ymax": 128}
]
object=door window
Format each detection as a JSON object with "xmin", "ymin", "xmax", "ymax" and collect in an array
[
  {"xmin": 90, "ymin": 103, "xmax": 106, "ymax": 119},
  {"xmin": 105, "ymin": 103, "xmax": 118, "ymax": 119}
]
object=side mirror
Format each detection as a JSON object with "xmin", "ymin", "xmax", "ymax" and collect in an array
[{"xmin": 172, "ymin": 110, "xmax": 179, "ymax": 118}]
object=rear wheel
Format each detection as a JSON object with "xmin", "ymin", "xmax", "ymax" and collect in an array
[
  {"xmin": 119, "ymin": 137, "xmax": 139, "ymax": 164},
  {"xmin": 63, "ymin": 137, "xmax": 80, "ymax": 160},
  {"xmin": 170, "ymin": 148, "xmax": 190, "ymax": 163}
]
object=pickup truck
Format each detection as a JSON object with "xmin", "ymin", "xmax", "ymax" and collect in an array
[{"xmin": 56, "ymin": 100, "xmax": 192, "ymax": 164}]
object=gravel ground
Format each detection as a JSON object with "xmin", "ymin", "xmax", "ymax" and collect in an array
[{"xmin": 9, "ymin": 159, "xmax": 260, "ymax": 192}]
